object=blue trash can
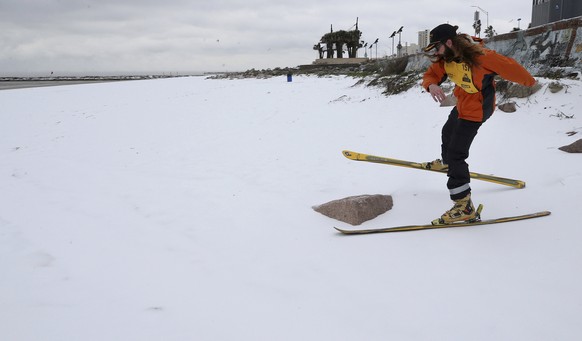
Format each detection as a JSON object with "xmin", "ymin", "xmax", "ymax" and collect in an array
[{"xmin": 287, "ymin": 73, "xmax": 292, "ymax": 82}]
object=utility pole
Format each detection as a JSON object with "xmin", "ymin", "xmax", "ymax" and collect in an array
[
  {"xmin": 471, "ymin": 5, "xmax": 489, "ymax": 28},
  {"xmin": 473, "ymin": 10, "xmax": 482, "ymax": 36}
]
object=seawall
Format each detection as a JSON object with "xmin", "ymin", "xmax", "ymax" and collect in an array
[{"xmin": 405, "ymin": 16, "xmax": 582, "ymax": 76}]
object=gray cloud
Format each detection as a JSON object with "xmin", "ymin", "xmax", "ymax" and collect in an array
[{"xmin": 0, "ymin": 0, "xmax": 533, "ymax": 75}]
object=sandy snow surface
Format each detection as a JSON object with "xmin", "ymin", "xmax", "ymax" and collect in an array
[{"xmin": 1, "ymin": 75, "xmax": 581, "ymax": 340}]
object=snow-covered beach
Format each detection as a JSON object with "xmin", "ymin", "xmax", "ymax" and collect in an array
[{"xmin": 1, "ymin": 75, "xmax": 581, "ymax": 340}]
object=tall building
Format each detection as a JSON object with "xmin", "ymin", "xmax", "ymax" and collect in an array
[
  {"xmin": 418, "ymin": 30, "xmax": 430, "ymax": 50},
  {"xmin": 532, "ymin": 0, "xmax": 582, "ymax": 27}
]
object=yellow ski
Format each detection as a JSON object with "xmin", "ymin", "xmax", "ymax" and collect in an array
[
  {"xmin": 334, "ymin": 209, "xmax": 551, "ymax": 235},
  {"xmin": 343, "ymin": 150, "xmax": 526, "ymax": 189}
]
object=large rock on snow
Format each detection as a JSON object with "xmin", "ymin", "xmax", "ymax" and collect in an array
[
  {"xmin": 313, "ymin": 194, "xmax": 393, "ymax": 225},
  {"xmin": 497, "ymin": 81, "xmax": 543, "ymax": 99},
  {"xmin": 559, "ymin": 139, "xmax": 582, "ymax": 153}
]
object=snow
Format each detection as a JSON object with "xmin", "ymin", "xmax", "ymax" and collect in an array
[{"xmin": 1, "ymin": 74, "xmax": 581, "ymax": 340}]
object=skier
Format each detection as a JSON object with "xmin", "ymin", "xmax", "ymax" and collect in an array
[{"xmin": 421, "ymin": 23, "xmax": 536, "ymax": 225}]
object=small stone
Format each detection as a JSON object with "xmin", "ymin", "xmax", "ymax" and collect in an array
[
  {"xmin": 548, "ymin": 81, "xmax": 564, "ymax": 93},
  {"xmin": 440, "ymin": 94, "xmax": 457, "ymax": 107},
  {"xmin": 498, "ymin": 102, "xmax": 517, "ymax": 113}
]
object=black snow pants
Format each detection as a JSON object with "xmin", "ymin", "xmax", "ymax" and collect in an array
[{"xmin": 441, "ymin": 107, "xmax": 483, "ymax": 200}]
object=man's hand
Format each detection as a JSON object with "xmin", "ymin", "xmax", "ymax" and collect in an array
[{"xmin": 428, "ymin": 84, "xmax": 446, "ymax": 103}]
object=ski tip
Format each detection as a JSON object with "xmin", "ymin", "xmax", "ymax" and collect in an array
[
  {"xmin": 342, "ymin": 150, "xmax": 363, "ymax": 161},
  {"xmin": 333, "ymin": 226, "xmax": 351, "ymax": 234},
  {"xmin": 342, "ymin": 150, "xmax": 356, "ymax": 159},
  {"xmin": 334, "ymin": 226, "xmax": 371, "ymax": 235}
]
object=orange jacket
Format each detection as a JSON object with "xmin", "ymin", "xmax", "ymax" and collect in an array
[{"xmin": 422, "ymin": 49, "xmax": 536, "ymax": 122}]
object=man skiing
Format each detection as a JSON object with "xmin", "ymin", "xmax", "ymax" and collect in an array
[{"xmin": 421, "ymin": 23, "xmax": 536, "ymax": 225}]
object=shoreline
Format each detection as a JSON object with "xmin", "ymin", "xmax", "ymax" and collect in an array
[
  {"xmin": 0, "ymin": 79, "xmax": 127, "ymax": 91},
  {"xmin": 0, "ymin": 74, "xmax": 199, "ymax": 91}
]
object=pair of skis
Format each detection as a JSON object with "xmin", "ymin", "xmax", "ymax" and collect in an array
[{"xmin": 335, "ymin": 150, "xmax": 551, "ymax": 235}]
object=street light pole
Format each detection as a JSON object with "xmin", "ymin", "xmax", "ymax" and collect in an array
[
  {"xmin": 471, "ymin": 5, "xmax": 489, "ymax": 28},
  {"xmin": 389, "ymin": 31, "xmax": 396, "ymax": 58},
  {"xmin": 396, "ymin": 26, "xmax": 403, "ymax": 57}
]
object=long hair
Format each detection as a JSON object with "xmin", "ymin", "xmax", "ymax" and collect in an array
[{"xmin": 430, "ymin": 34, "xmax": 485, "ymax": 67}]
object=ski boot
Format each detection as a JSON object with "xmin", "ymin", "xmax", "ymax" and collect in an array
[
  {"xmin": 432, "ymin": 194, "xmax": 481, "ymax": 225},
  {"xmin": 421, "ymin": 159, "xmax": 448, "ymax": 171}
]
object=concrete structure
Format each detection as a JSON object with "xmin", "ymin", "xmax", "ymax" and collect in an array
[
  {"xmin": 312, "ymin": 58, "xmax": 369, "ymax": 66},
  {"xmin": 486, "ymin": 16, "xmax": 582, "ymax": 75},
  {"xmin": 405, "ymin": 16, "xmax": 582, "ymax": 76}
]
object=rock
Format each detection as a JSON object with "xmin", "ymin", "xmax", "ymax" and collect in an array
[
  {"xmin": 559, "ymin": 139, "xmax": 582, "ymax": 153},
  {"xmin": 548, "ymin": 81, "xmax": 564, "ymax": 93},
  {"xmin": 497, "ymin": 80, "xmax": 542, "ymax": 98},
  {"xmin": 498, "ymin": 102, "xmax": 517, "ymax": 113},
  {"xmin": 440, "ymin": 94, "xmax": 457, "ymax": 107},
  {"xmin": 313, "ymin": 194, "xmax": 393, "ymax": 225}
]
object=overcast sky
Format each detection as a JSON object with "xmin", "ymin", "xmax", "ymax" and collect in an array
[{"xmin": 0, "ymin": 0, "xmax": 533, "ymax": 76}]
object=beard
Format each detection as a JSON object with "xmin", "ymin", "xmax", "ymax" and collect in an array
[
  {"xmin": 441, "ymin": 45, "xmax": 457, "ymax": 63},
  {"xmin": 427, "ymin": 44, "xmax": 457, "ymax": 63}
]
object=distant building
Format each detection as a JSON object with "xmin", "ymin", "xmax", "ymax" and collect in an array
[
  {"xmin": 418, "ymin": 30, "xmax": 430, "ymax": 51},
  {"xmin": 403, "ymin": 43, "xmax": 421, "ymax": 55},
  {"xmin": 532, "ymin": 0, "xmax": 582, "ymax": 27}
]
